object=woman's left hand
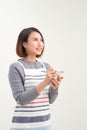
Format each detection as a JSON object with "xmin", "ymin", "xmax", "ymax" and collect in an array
[{"xmin": 51, "ymin": 74, "xmax": 63, "ymax": 90}]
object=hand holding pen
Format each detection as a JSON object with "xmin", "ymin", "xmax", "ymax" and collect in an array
[
  {"xmin": 45, "ymin": 68, "xmax": 64, "ymax": 89},
  {"xmin": 51, "ymin": 70, "xmax": 64, "ymax": 89}
]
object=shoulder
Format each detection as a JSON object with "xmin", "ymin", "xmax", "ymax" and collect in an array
[
  {"xmin": 9, "ymin": 61, "xmax": 22, "ymax": 69},
  {"xmin": 8, "ymin": 61, "xmax": 24, "ymax": 74}
]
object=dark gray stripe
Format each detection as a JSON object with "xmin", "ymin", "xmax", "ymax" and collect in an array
[
  {"xmin": 12, "ymin": 114, "xmax": 50, "ymax": 123},
  {"xmin": 15, "ymin": 108, "xmax": 49, "ymax": 112},
  {"xmin": 25, "ymin": 74, "xmax": 46, "ymax": 77},
  {"xmin": 25, "ymin": 77, "xmax": 45, "ymax": 80}
]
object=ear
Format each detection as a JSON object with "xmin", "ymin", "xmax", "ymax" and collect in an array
[{"xmin": 23, "ymin": 42, "xmax": 27, "ymax": 48}]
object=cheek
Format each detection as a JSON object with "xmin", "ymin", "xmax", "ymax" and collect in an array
[
  {"xmin": 42, "ymin": 44, "xmax": 45, "ymax": 49},
  {"xmin": 27, "ymin": 44, "xmax": 36, "ymax": 52},
  {"xmin": 27, "ymin": 43, "xmax": 34, "ymax": 48},
  {"xmin": 41, "ymin": 43, "xmax": 44, "ymax": 47},
  {"xmin": 40, "ymin": 42, "xmax": 44, "ymax": 48}
]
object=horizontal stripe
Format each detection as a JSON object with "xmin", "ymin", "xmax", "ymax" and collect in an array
[
  {"xmin": 36, "ymin": 96, "xmax": 49, "ymax": 99},
  {"xmin": 15, "ymin": 108, "xmax": 49, "ymax": 112},
  {"xmin": 11, "ymin": 125, "xmax": 51, "ymax": 130},
  {"xmin": 40, "ymin": 90, "xmax": 49, "ymax": 95},
  {"xmin": 27, "ymin": 98, "xmax": 49, "ymax": 104},
  {"xmin": 27, "ymin": 96, "xmax": 49, "ymax": 103},
  {"xmin": 11, "ymin": 119, "xmax": 51, "ymax": 128},
  {"xmin": 15, "ymin": 105, "xmax": 49, "ymax": 111},
  {"xmin": 24, "ymin": 68, "xmax": 47, "ymax": 76},
  {"xmin": 16, "ymin": 104, "xmax": 49, "ymax": 108},
  {"xmin": 16, "ymin": 102, "xmax": 49, "ymax": 107},
  {"xmin": 25, "ymin": 74, "xmax": 46, "ymax": 78},
  {"xmin": 24, "ymin": 88, "xmax": 49, "ymax": 95},
  {"xmin": 12, "ymin": 114, "xmax": 50, "ymax": 123},
  {"xmin": 13, "ymin": 109, "xmax": 50, "ymax": 117},
  {"xmin": 25, "ymin": 77, "xmax": 45, "ymax": 81},
  {"xmin": 24, "ymin": 84, "xmax": 49, "ymax": 91},
  {"xmin": 14, "ymin": 102, "xmax": 50, "ymax": 109},
  {"xmin": 37, "ymin": 94, "xmax": 49, "ymax": 98},
  {"xmin": 24, "ymin": 79, "xmax": 44, "ymax": 85},
  {"xmin": 24, "ymin": 80, "xmax": 43, "ymax": 87},
  {"xmin": 28, "ymin": 101, "xmax": 49, "ymax": 104}
]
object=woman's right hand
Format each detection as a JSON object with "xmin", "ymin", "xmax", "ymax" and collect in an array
[
  {"xmin": 36, "ymin": 68, "xmax": 56, "ymax": 93},
  {"xmin": 36, "ymin": 68, "xmax": 57, "ymax": 94}
]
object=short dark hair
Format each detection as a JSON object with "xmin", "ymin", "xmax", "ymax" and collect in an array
[{"xmin": 16, "ymin": 27, "xmax": 45, "ymax": 57}]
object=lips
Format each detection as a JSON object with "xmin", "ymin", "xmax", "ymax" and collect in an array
[{"xmin": 36, "ymin": 48, "xmax": 43, "ymax": 52}]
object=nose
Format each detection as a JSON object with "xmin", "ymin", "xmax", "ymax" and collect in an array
[{"xmin": 38, "ymin": 40, "xmax": 43, "ymax": 46}]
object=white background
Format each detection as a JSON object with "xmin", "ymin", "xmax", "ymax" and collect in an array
[{"xmin": 0, "ymin": 0, "xmax": 87, "ymax": 130}]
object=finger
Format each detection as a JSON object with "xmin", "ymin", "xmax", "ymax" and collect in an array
[
  {"xmin": 51, "ymin": 79, "xmax": 60, "ymax": 86},
  {"xmin": 49, "ymin": 68, "xmax": 56, "ymax": 74},
  {"xmin": 57, "ymin": 75, "xmax": 63, "ymax": 81}
]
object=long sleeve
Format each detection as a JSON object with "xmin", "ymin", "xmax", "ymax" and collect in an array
[
  {"xmin": 49, "ymin": 87, "xmax": 58, "ymax": 104},
  {"xmin": 8, "ymin": 63, "xmax": 39, "ymax": 105}
]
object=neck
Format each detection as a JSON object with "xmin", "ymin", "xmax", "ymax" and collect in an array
[{"xmin": 23, "ymin": 56, "xmax": 37, "ymax": 62}]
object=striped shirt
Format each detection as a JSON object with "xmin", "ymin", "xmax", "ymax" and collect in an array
[{"xmin": 8, "ymin": 59, "xmax": 58, "ymax": 130}]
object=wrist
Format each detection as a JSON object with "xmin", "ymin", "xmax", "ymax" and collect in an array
[
  {"xmin": 36, "ymin": 80, "xmax": 49, "ymax": 94},
  {"xmin": 50, "ymin": 84, "xmax": 59, "ymax": 90},
  {"xmin": 43, "ymin": 79, "xmax": 50, "ymax": 86}
]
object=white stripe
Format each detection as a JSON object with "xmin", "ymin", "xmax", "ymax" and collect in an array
[
  {"xmin": 40, "ymin": 89, "xmax": 49, "ymax": 94},
  {"xmin": 11, "ymin": 119, "xmax": 51, "ymax": 128},
  {"xmin": 24, "ymin": 82, "xmax": 39, "ymax": 87},
  {"xmin": 24, "ymin": 68, "xmax": 46, "ymax": 75},
  {"xmin": 37, "ymin": 94, "xmax": 49, "ymax": 98},
  {"xmin": 25, "ymin": 75, "xmax": 46, "ymax": 79},
  {"xmin": 13, "ymin": 110, "xmax": 50, "ymax": 117},
  {"xmin": 24, "ymin": 80, "xmax": 44, "ymax": 86},
  {"xmin": 28, "ymin": 97, "xmax": 49, "ymax": 102},
  {"xmin": 25, "ymin": 80, "xmax": 45, "ymax": 84}
]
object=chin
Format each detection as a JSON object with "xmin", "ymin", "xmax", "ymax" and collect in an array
[
  {"xmin": 36, "ymin": 52, "xmax": 42, "ymax": 55},
  {"xmin": 36, "ymin": 53, "xmax": 41, "ymax": 57}
]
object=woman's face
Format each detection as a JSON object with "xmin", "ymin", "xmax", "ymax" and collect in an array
[{"xmin": 23, "ymin": 31, "xmax": 44, "ymax": 57}]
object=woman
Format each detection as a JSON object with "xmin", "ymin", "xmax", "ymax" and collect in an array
[{"xmin": 8, "ymin": 27, "xmax": 63, "ymax": 130}]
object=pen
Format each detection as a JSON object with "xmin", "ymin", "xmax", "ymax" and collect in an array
[{"xmin": 41, "ymin": 70, "xmax": 64, "ymax": 75}]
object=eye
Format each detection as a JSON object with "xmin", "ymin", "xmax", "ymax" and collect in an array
[
  {"xmin": 40, "ymin": 38, "xmax": 43, "ymax": 42},
  {"xmin": 33, "ymin": 38, "xmax": 38, "ymax": 41},
  {"xmin": 33, "ymin": 37, "xmax": 43, "ymax": 42}
]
